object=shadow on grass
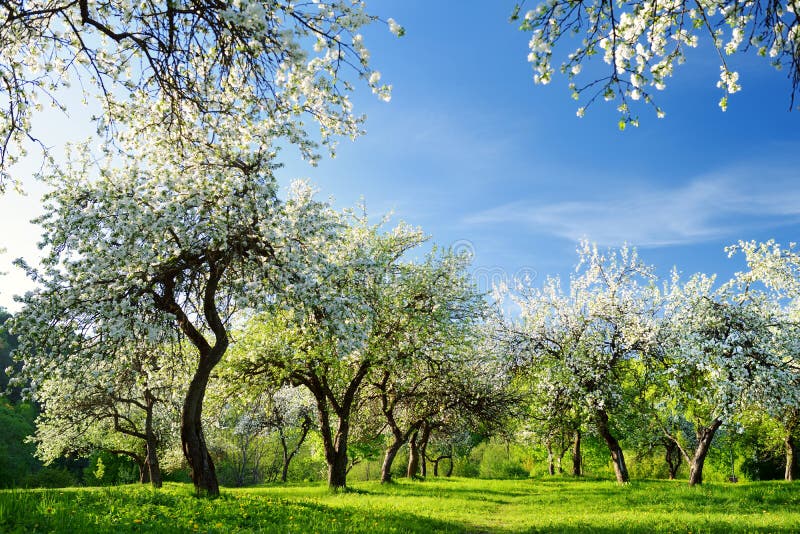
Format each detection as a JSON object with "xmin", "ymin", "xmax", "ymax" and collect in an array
[
  {"xmin": 0, "ymin": 486, "xmax": 470, "ymax": 533},
  {"xmin": 3, "ymin": 480, "xmax": 800, "ymax": 533}
]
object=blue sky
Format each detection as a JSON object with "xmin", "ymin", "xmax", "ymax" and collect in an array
[{"xmin": 1, "ymin": 0, "xmax": 799, "ymax": 310}]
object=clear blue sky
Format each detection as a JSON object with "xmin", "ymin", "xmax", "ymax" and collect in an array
[{"xmin": 1, "ymin": 0, "xmax": 799, "ymax": 310}]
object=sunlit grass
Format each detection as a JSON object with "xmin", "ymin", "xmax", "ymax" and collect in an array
[{"xmin": 1, "ymin": 477, "xmax": 799, "ymax": 532}]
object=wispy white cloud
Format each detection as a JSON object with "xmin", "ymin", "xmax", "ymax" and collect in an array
[{"xmin": 465, "ymin": 165, "xmax": 800, "ymax": 247}]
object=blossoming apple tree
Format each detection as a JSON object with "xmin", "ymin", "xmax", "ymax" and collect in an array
[
  {"xmin": 18, "ymin": 337, "xmax": 187, "ymax": 488},
  {"xmin": 229, "ymin": 214, "xmax": 429, "ymax": 490},
  {"xmin": 655, "ymin": 269, "xmax": 791, "ymax": 485},
  {"xmin": 506, "ymin": 242, "xmax": 660, "ymax": 483},
  {"xmin": 725, "ymin": 240, "xmax": 800, "ymax": 480},
  {"xmin": 10, "ymin": 101, "xmax": 346, "ymax": 495}
]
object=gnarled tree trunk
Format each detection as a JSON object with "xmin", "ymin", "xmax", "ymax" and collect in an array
[
  {"xmin": 327, "ymin": 430, "xmax": 349, "ymax": 490},
  {"xmin": 280, "ymin": 415, "xmax": 312, "ymax": 483},
  {"xmin": 318, "ymin": 402, "xmax": 350, "ymax": 490},
  {"xmin": 418, "ymin": 423, "xmax": 432, "ymax": 478},
  {"xmin": 381, "ymin": 441, "xmax": 404, "ymax": 483},
  {"xmin": 783, "ymin": 410, "xmax": 799, "ymax": 482},
  {"xmin": 546, "ymin": 440, "xmax": 555, "ymax": 475},
  {"xmin": 182, "ymin": 358, "xmax": 220, "ymax": 496},
  {"xmin": 687, "ymin": 419, "xmax": 722, "ymax": 486},
  {"xmin": 595, "ymin": 409, "xmax": 629, "ymax": 483},
  {"xmin": 307, "ymin": 361, "xmax": 370, "ymax": 491}
]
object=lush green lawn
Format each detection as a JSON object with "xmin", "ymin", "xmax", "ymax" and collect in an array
[{"xmin": 1, "ymin": 477, "xmax": 799, "ymax": 533}]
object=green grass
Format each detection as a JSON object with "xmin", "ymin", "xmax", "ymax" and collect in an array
[{"xmin": 1, "ymin": 477, "xmax": 799, "ymax": 533}]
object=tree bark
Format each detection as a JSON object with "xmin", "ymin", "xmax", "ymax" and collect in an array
[
  {"xmin": 595, "ymin": 409, "xmax": 629, "ymax": 483},
  {"xmin": 144, "ymin": 392, "xmax": 162, "ymax": 488},
  {"xmin": 664, "ymin": 439, "xmax": 682, "ymax": 480},
  {"xmin": 181, "ymin": 358, "xmax": 219, "ymax": 496},
  {"xmin": 418, "ymin": 423, "xmax": 432, "ymax": 479},
  {"xmin": 312, "ymin": 387, "xmax": 354, "ymax": 491},
  {"xmin": 327, "ymin": 421, "xmax": 350, "ymax": 490},
  {"xmin": 446, "ymin": 455, "xmax": 454, "ymax": 477},
  {"xmin": 687, "ymin": 419, "xmax": 722, "ymax": 486},
  {"xmin": 546, "ymin": 441, "xmax": 555, "ymax": 476},
  {"xmin": 407, "ymin": 431, "xmax": 421, "ymax": 478},
  {"xmin": 281, "ymin": 442, "xmax": 290, "ymax": 483},
  {"xmin": 572, "ymin": 430, "xmax": 582, "ymax": 476},
  {"xmin": 381, "ymin": 441, "xmax": 403, "ymax": 483},
  {"xmin": 145, "ymin": 436, "xmax": 162, "ymax": 488},
  {"xmin": 157, "ymin": 265, "xmax": 228, "ymax": 497},
  {"xmin": 785, "ymin": 433, "xmax": 797, "ymax": 482},
  {"xmin": 139, "ymin": 461, "xmax": 148, "ymax": 484}
]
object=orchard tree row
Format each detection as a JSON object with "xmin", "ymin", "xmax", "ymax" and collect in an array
[
  {"xmin": 1, "ymin": 0, "xmax": 799, "ymax": 497},
  {"xmin": 4, "ymin": 99, "xmax": 514, "ymax": 495},
  {"xmin": 499, "ymin": 241, "xmax": 800, "ymax": 486}
]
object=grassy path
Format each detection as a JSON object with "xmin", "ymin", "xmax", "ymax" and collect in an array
[{"xmin": 1, "ymin": 477, "xmax": 799, "ymax": 532}]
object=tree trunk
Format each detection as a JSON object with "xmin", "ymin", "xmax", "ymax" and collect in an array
[
  {"xmin": 664, "ymin": 439, "xmax": 682, "ymax": 480},
  {"xmin": 546, "ymin": 441, "xmax": 555, "ymax": 476},
  {"xmin": 557, "ymin": 444, "xmax": 568, "ymax": 474},
  {"xmin": 181, "ymin": 359, "xmax": 219, "ymax": 496},
  {"xmin": 322, "ymin": 413, "xmax": 350, "ymax": 491},
  {"xmin": 418, "ymin": 423, "xmax": 432, "ymax": 479},
  {"xmin": 314, "ymin": 388, "xmax": 351, "ymax": 491},
  {"xmin": 381, "ymin": 441, "xmax": 403, "ymax": 483},
  {"xmin": 595, "ymin": 409, "xmax": 629, "ymax": 483},
  {"xmin": 328, "ymin": 446, "xmax": 349, "ymax": 490},
  {"xmin": 145, "ymin": 436, "xmax": 162, "ymax": 489},
  {"xmin": 432, "ymin": 458, "xmax": 440, "ymax": 477},
  {"xmin": 279, "ymin": 416, "xmax": 311, "ymax": 483},
  {"xmin": 281, "ymin": 440, "xmax": 290, "ymax": 484},
  {"xmin": 688, "ymin": 419, "xmax": 722, "ymax": 486},
  {"xmin": 785, "ymin": 433, "xmax": 797, "ymax": 482},
  {"xmin": 407, "ymin": 431, "xmax": 421, "ymax": 478},
  {"xmin": 572, "ymin": 430, "xmax": 582, "ymax": 476},
  {"xmin": 144, "ymin": 393, "xmax": 162, "ymax": 488},
  {"xmin": 139, "ymin": 461, "xmax": 148, "ymax": 484}
]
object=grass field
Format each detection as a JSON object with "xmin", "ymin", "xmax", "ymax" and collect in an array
[{"xmin": 1, "ymin": 477, "xmax": 799, "ymax": 533}]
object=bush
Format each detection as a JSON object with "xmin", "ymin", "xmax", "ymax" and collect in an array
[
  {"xmin": 83, "ymin": 451, "xmax": 139, "ymax": 486},
  {"xmin": 24, "ymin": 467, "xmax": 77, "ymax": 488}
]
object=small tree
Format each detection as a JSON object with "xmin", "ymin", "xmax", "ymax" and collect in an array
[
  {"xmin": 24, "ymin": 339, "xmax": 186, "ymax": 488},
  {"xmin": 657, "ymin": 271, "xmax": 789, "ymax": 485},
  {"xmin": 231, "ymin": 215, "xmax": 428, "ymax": 490},
  {"xmin": 507, "ymin": 242, "xmax": 659, "ymax": 483}
]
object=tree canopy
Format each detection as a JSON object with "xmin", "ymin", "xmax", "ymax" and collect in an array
[{"xmin": 0, "ymin": 0, "xmax": 401, "ymax": 190}]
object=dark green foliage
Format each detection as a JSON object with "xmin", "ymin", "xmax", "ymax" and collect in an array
[
  {"xmin": 0, "ymin": 401, "xmax": 39, "ymax": 487},
  {"xmin": 0, "ymin": 310, "xmax": 21, "ymax": 402},
  {"xmin": 23, "ymin": 467, "xmax": 78, "ymax": 489},
  {"xmin": 83, "ymin": 452, "xmax": 140, "ymax": 487}
]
